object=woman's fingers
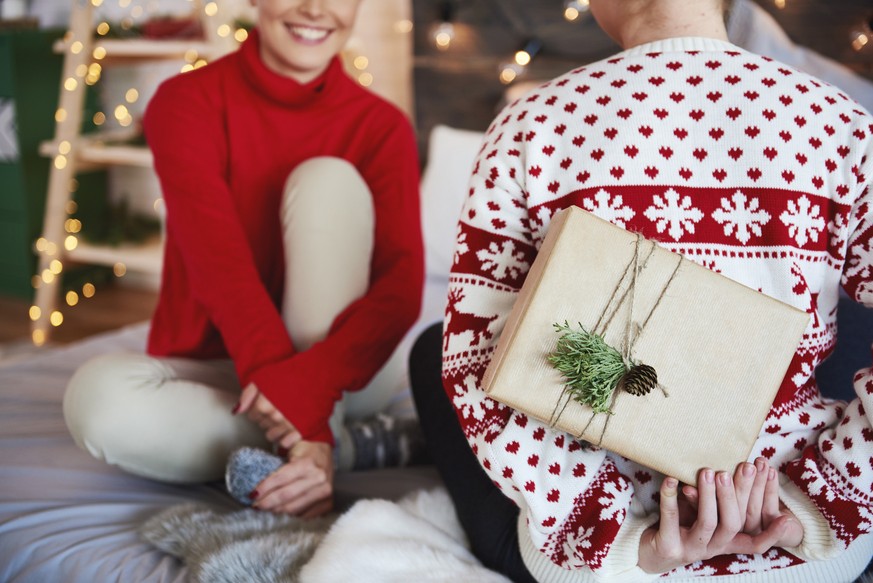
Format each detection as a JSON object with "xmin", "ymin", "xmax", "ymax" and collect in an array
[
  {"xmin": 234, "ymin": 383, "xmax": 259, "ymax": 415},
  {"xmin": 761, "ymin": 468, "xmax": 781, "ymax": 528},
  {"xmin": 658, "ymin": 477, "xmax": 682, "ymax": 545},
  {"xmin": 252, "ymin": 458, "xmax": 332, "ymax": 515},
  {"xmin": 689, "ymin": 469, "xmax": 717, "ymax": 550},
  {"xmin": 264, "ymin": 423, "xmax": 293, "ymax": 442},
  {"xmin": 278, "ymin": 429, "xmax": 303, "ymax": 449},
  {"xmin": 711, "ymin": 471, "xmax": 741, "ymax": 548},
  {"xmin": 273, "ymin": 477, "xmax": 333, "ymax": 516},
  {"xmin": 638, "ymin": 477, "xmax": 684, "ymax": 573},
  {"xmin": 263, "ymin": 425, "xmax": 303, "ymax": 450},
  {"xmin": 730, "ymin": 515, "xmax": 789, "ymax": 556},
  {"xmin": 744, "ymin": 457, "xmax": 769, "ymax": 534},
  {"xmin": 732, "ymin": 461, "xmax": 756, "ymax": 522}
]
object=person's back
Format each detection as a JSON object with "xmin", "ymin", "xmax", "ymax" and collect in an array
[{"xmin": 417, "ymin": 1, "xmax": 873, "ymax": 581}]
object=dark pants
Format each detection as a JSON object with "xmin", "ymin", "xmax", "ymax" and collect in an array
[{"xmin": 409, "ymin": 322, "xmax": 538, "ymax": 583}]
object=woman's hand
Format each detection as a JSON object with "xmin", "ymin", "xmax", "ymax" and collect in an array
[
  {"xmin": 682, "ymin": 458, "xmax": 804, "ymax": 546},
  {"xmin": 638, "ymin": 464, "xmax": 801, "ymax": 574},
  {"xmin": 250, "ymin": 440, "xmax": 335, "ymax": 518},
  {"xmin": 235, "ymin": 383, "xmax": 302, "ymax": 452}
]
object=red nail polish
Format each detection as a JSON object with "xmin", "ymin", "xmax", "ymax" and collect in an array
[
  {"xmin": 231, "ymin": 403, "xmax": 240, "ymax": 415},
  {"xmin": 248, "ymin": 489, "xmax": 259, "ymax": 500}
]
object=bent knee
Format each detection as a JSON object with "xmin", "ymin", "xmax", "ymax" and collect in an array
[{"xmin": 281, "ymin": 157, "xmax": 371, "ymax": 217}]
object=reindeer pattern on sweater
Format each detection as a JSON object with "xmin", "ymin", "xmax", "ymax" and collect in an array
[{"xmin": 441, "ymin": 37, "xmax": 873, "ymax": 581}]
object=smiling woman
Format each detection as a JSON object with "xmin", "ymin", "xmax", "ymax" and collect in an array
[
  {"xmin": 253, "ymin": 0, "xmax": 362, "ymax": 83},
  {"xmin": 60, "ymin": 0, "xmax": 425, "ymax": 521}
]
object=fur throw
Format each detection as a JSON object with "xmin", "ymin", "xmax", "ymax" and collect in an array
[
  {"xmin": 141, "ymin": 502, "xmax": 334, "ymax": 583},
  {"xmin": 141, "ymin": 487, "xmax": 510, "ymax": 583}
]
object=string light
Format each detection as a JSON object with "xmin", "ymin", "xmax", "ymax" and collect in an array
[
  {"xmin": 32, "ymin": 0, "xmax": 249, "ymax": 344},
  {"xmin": 433, "ymin": 21, "xmax": 455, "ymax": 50},
  {"xmin": 499, "ymin": 39, "xmax": 542, "ymax": 85},
  {"xmin": 563, "ymin": 0, "xmax": 590, "ymax": 22},
  {"xmin": 850, "ymin": 16, "xmax": 872, "ymax": 52},
  {"xmin": 774, "ymin": 0, "xmax": 786, "ymax": 9},
  {"xmin": 432, "ymin": 0, "xmax": 456, "ymax": 51}
]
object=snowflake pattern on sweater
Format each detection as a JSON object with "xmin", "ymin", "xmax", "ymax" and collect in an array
[{"xmin": 442, "ymin": 38, "xmax": 873, "ymax": 580}]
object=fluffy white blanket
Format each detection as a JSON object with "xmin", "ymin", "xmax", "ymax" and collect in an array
[
  {"xmin": 301, "ymin": 488, "xmax": 509, "ymax": 583},
  {"xmin": 142, "ymin": 487, "xmax": 510, "ymax": 583}
]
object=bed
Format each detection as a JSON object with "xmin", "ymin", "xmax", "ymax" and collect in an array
[
  {"xmin": 0, "ymin": 316, "xmax": 513, "ymax": 582},
  {"xmin": 2, "ymin": 124, "xmax": 872, "ymax": 582},
  {"xmin": 0, "ymin": 125, "xmax": 499, "ymax": 582}
]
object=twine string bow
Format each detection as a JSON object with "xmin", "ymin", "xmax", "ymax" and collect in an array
[{"xmin": 547, "ymin": 234, "xmax": 681, "ymax": 445}]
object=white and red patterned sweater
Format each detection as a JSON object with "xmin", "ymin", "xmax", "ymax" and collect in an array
[{"xmin": 442, "ymin": 38, "xmax": 873, "ymax": 582}]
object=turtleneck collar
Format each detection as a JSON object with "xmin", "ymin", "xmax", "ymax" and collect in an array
[{"xmin": 237, "ymin": 28, "xmax": 346, "ymax": 107}]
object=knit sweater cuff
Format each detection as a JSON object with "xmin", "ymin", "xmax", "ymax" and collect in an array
[
  {"xmin": 778, "ymin": 474, "xmax": 841, "ymax": 561},
  {"xmin": 250, "ymin": 358, "xmax": 337, "ymax": 445},
  {"xmin": 518, "ymin": 505, "xmax": 659, "ymax": 583}
]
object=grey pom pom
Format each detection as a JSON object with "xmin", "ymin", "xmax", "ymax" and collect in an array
[{"xmin": 225, "ymin": 447, "xmax": 284, "ymax": 505}]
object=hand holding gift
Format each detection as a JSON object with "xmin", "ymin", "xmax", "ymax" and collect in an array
[{"xmin": 639, "ymin": 458, "xmax": 804, "ymax": 573}]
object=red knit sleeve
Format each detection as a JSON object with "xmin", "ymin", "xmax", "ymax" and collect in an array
[{"xmin": 144, "ymin": 74, "xmax": 298, "ymax": 391}]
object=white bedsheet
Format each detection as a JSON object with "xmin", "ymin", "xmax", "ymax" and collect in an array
[{"xmin": 0, "ymin": 320, "xmax": 446, "ymax": 582}]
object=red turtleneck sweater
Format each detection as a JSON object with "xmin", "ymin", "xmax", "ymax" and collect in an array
[{"xmin": 143, "ymin": 31, "xmax": 424, "ymax": 444}]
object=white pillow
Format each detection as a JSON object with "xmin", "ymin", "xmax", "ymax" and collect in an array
[{"xmin": 419, "ymin": 125, "xmax": 486, "ymax": 279}]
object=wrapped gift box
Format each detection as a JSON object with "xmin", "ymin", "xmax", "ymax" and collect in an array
[{"xmin": 482, "ymin": 206, "xmax": 809, "ymax": 485}]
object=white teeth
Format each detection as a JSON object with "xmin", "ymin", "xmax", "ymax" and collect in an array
[{"xmin": 289, "ymin": 25, "xmax": 329, "ymax": 41}]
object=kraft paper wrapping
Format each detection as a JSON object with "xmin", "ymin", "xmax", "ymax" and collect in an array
[{"xmin": 482, "ymin": 207, "xmax": 809, "ymax": 485}]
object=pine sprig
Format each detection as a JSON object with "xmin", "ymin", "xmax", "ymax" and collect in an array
[{"xmin": 548, "ymin": 321, "xmax": 628, "ymax": 414}]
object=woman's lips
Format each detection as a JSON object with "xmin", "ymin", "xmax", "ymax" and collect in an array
[{"xmin": 286, "ymin": 24, "xmax": 331, "ymax": 44}]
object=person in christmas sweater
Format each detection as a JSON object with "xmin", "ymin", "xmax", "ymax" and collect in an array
[
  {"xmin": 63, "ymin": 0, "xmax": 424, "ymax": 518},
  {"xmin": 410, "ymin": 0, "xmax": 873, "ymax": 580}
]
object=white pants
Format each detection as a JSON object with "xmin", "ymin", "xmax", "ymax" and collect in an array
[{"xmin": 63, "ymin": 158, "xmax": 407, "ymax": 483}]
